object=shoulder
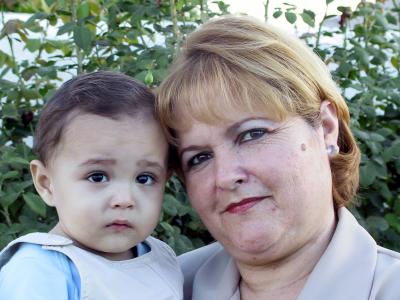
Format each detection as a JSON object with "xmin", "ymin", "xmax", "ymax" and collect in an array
[
  {"xmin": 178, "ymin": 242, "xmax": 225, "ymax": 273},
  {"xmin": 142, "ymin": 237, "xmax": 183, "ymax": 298},
  {"xmin": 0, "ymin": 242, "xmax": 80, "ymax": 299},
  {"xmin": 146, "ymin": 236, "xmax": 178, "ymax": 261},
  {"xmin": 178, "ymin": 242, "xmax": 235, "ymax": 299},
  {"xmin": 370, "ymin": 246, "xmax": 400, "ymax": 299}
]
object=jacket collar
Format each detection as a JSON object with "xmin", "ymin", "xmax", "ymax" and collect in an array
[
  {"xmin": 297, "ymin": 207, "xmax": 377, "ymax": 299},
  {"xmin": 192, "ymin": 208, "xmax": 377, "ymax": 300}
]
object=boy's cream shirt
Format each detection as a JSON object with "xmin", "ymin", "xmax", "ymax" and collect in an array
[{"xmin": 1, "ymin": 234, "xmax": 183, "ymax": 300}]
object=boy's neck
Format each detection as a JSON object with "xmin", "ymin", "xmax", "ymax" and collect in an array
[{"xmin": 49, "ymin": 223, "xmax": 136, "ymax": 260}]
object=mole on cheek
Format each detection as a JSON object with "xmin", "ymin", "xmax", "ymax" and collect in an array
[{"xmin": 301, "ymin": 143, "xmax": 307, "ymax": 151}]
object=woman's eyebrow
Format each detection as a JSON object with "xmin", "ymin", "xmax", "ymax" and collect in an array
[
  {"xmin": 179, "ymin": 118, "xmax": 268, "ymax": 158},
  {"xmin": 225, "ymin": 117, "xmax": 268, "ymax": 136},
  {"xmin": 179, "ymin": 145, "xmax": 204, "ymax": 160}
]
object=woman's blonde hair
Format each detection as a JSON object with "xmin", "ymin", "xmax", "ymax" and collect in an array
[{"xmin": 157, "ymin": 15, "xmax": 360, "ymax": 207}]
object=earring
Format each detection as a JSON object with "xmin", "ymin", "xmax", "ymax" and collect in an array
[{"xmin": 327, "ymin": 145, "xmax": 339, "ymax": 156}]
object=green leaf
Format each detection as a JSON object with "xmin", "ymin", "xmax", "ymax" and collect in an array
[
  {"xmin": 57, "ymin": 22, "xmax": 75, "ymax": 36},
  {"xmin": 382, "ymin": 140, "xmax": 400, "ymax": 162},
  {"xmin": 22, "ymin": 88, "xmax": 40, "ymax": 100},
  {"xmin": 391, "ymin": 56, "xmax": 398, "ymax": 69},
  {"xmin": 159, "ymin": 221, "xmax": 174, "ymax": 233},
  {"xmin": 369, "ymin": 132, "xmax": 385, "ymax": 142},
  {"xmin": 1, "ymin": 170, "xmax": 19, "ymax": 180},
  {"xmin": 23, "ymin": 193, "xmax": 47, "ymax": 217},
  {"xmin": 144, "ymin": 70, "xmax": 153, "ymax": 85},
  {"xmin": 285, "ymin": 11, "xmax": 297, "ymax": 24},
  {"xmin": 25, "ymin": 12, "xmax": 49, "ymax": 26},
  {"xmin": 354, "ymin": 46, "xmax": 369, "ymax": 67},
  {"xmin": 273, "ymin": 10, "xmax": 283, "ymax": 19},
  {"xmin": 77, "ymin": 1, "xmax": 90, "ymax": 20},
  {"xmin": 174, "ymin": 234, "xmax": 194, "ymax": 255},
  {"xmin": 163, "ymin": 194, "xmax": 179, "ymax": 216},
  {"xmin": 300, "ymin": 10, "xmax": 315, "ymax": 27},
  {"xmin": 4, "ymin": 157, "xmax": 30, "ymax": 165},
  {"xmin": 370, "ymin": 35, "xmax": 386, "ymax": 45},
  {"xmin": 0, "ymin": 192, "xmax": 19, "ymax": 208},
  {"xmin": 360, "ymin": 161, "xmax": 377, "ymax": 186},
  {"xmin": 1, "ymin": 104, "xmax": 18, "ymax": 119},
  {"xmin": 385, "ymin": 213, "xmax": 400, "ymax": 233},
  {"xmin": 21, "ymin": 66, "xmax": 39, "ymax": 81},
  {"xmin": 326, "ymin": 0, "xmax": 334, "ymax": 4},
  {"xmin": 25, "ymin": 39, "xmax": 41, "ymax": 52},
  {"xmin": 386, "ymin": 13, "xmax": 397, "ymax": 25},
  {"xmin": 374, "ymin": 13, "xmax": 389, "ymax": 29},
  {"xmin": 367, "ymin": 216, "xmax": 389, "ymax": 231},
  {"xmin": 73, "ymin": 25, "xmax": 92, "ymax": 52},
  {"xmin": 38, "ymin": 66, "xmax": 57, "ymax": 79}
]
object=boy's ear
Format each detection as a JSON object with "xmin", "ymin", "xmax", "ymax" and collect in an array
[
  {"xmin": 30, "ymin": 160, "xmax": 55, "ymax": 207},
  {"xmin": 320, "ymin": 100, "xmax": 339, "ymax": 148}
]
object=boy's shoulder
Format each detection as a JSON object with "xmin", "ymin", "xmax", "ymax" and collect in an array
[{"xmin": 0, "ymin": 233, "xmax": 80, "ymax": 299}]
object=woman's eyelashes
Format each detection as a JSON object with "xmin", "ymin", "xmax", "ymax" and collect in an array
[
  {"xmin": 87, "ymin": 171, "xmax": 108, "ymax": 183},
  {"xmin": 237, "ymin": 128, "xmax": 267, "ymax": 144},
  {"xmin": 184, "ymin": 128, "xmax": 268, "ymax": 171},
  {"xmin": 186, "ymin": 152, "xmax": 213, "ymax": 169}
]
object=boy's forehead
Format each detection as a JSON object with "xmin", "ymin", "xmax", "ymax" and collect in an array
[{"xmin": 49, "ymin": 112, "xmax": 167, "ymax": 164}]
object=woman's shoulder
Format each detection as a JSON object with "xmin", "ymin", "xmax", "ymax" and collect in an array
[
  {"xmin": 369, "ymin": 245, "xmax": 400, "ymax": 299},
  {"xmin": 178, "ymin": 243, "xmax": 240, "ymax": 300},
  {"xmin": 179, "ymin": 242, "xmax": 224, "ymax": 264}
]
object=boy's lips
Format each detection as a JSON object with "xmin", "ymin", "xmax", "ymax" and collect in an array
[
  {"xmin": 225, "ymin": 196, "xmax": 268, "ymax": 214},
  {"xmin": 106, "ymin": 220, "xmax": 133, "ymax": 230}
]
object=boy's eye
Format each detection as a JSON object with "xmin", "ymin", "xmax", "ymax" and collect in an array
[
  {"xmin": 238, "ymin": 128, "xmax": 266, "ymax": 143},
  {"xmin": 87, "ymin": 172, "xmax": 108, "ymax": 183},
  {"xmin": 136, "ymin": 174, "xmax": 156, "ymax": 185},
  {"xmin": 187, "ymin": 152, "xmax": 212, "ymax": 169}
]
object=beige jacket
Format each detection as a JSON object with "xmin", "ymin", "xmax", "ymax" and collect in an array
[
  {"xmin": 179, "ymin": 208, "xmax": 400, "ymax": 300},
  {"xmin": 1, "ymin": 233, "xmax": 183, "ymax": 300}
]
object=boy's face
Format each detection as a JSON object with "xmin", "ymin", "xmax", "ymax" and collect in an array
[{"xmin": 39, "ymin": 113, "xmax": 168, "ymax": 260}]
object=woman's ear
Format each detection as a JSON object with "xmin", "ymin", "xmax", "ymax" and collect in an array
[
  {"xmin": 320, "ymin": 100, "xmax": 339, "ymax": 151},
  {"xmin": 30, "ymin": 160, "xmax": 55, "ymax": 207}
]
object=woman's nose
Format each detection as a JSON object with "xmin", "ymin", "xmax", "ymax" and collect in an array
[
  {"xmin": 214, "ymin": 149, "xmax": 247, "ymax": 191},
  {"xmin": 110, "ymin": 184, "xmax": 135, "ymax": 209}
]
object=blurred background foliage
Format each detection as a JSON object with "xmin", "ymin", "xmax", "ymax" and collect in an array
[{"xmin": 0, "ymin": 0, "xmax": 399, "ymax": 254}]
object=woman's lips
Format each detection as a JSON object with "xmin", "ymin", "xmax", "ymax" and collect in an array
[{"xmin": 225, "ymin": 197, "xmax": 266, "ymax": 214}]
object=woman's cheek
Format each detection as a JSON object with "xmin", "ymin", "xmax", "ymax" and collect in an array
[{"xmin": 186, "ymin": 171, "xmax": 213, "ymax": 211}]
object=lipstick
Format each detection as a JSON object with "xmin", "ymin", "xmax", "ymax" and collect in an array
[{"xmin": 225, "ymin": 197, "xmax": 265, "ymax": 214}]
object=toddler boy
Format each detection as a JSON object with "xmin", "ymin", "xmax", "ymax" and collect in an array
[{"xmin": 0, "ymin": 71, "xmax": 183, "ymax": 299}]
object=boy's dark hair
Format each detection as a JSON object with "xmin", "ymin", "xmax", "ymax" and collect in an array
[{"xmin": 34, "ymin": 71, "xmax": 156, "ymax": 164}]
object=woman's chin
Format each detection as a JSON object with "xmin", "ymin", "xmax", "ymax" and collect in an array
[{"xmin": 220, "ymin": 227, "xmax": 283, "ymax": 261}]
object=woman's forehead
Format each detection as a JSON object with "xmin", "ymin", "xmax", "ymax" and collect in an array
[{"xmin": 172, "ymin": 101, "xmax": 288, "ymax": 132}]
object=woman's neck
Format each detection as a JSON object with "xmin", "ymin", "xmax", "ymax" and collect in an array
[{"xmin": 237, "ymin": 214, "xmax": 337, "ymax": 300}]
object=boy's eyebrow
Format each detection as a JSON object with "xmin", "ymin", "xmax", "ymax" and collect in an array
[
  {"xmin": 79, "ymin": 158, "xmax": 116, "ymax": 167},
  {"xmin": 79, "ymin": 158, "xmax": 165, "ymax": 172},
  {"xmin": 137, "ymin": 159, "xmax": 165, "ymax": 172}
]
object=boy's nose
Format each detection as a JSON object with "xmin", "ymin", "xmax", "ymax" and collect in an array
[{"xmin": 110, "ymin": 185, "xmax": 135, "ymax": 209}]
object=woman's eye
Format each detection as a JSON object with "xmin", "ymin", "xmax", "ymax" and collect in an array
[
  {"xmin": 136, "ymin": 174, "xmax": 156, "ymax": 185},
  {"xmin": 187, "ymin": 152, "xmax": 212, "ymax": 168},
  {"xmin": 239, "ymin": 128, "xmax": 266, "ymax": 143},
  {"xmin": 87, "ymin": 172, "xmax": 108, "ymax": 183}
]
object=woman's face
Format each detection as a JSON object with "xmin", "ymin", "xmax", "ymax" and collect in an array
[{"xmin": 178, "ymin": 104, "xmax": 338, "ymax": 264}]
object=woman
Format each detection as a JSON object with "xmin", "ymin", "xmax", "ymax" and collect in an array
[{"xmin": 157, "ymin": 16, "xmax": 400, "ymax": 300}]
